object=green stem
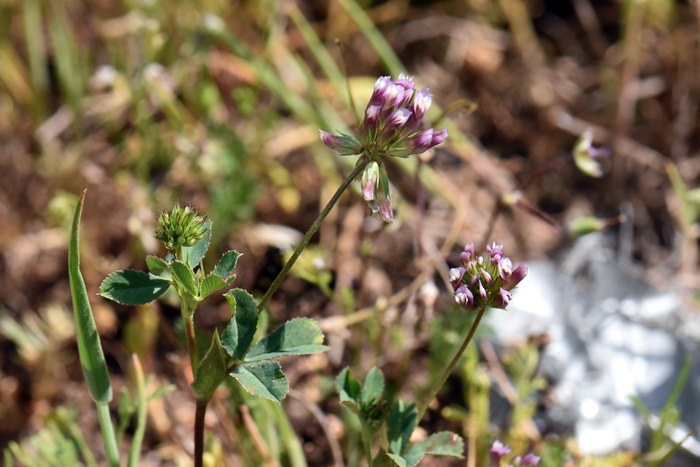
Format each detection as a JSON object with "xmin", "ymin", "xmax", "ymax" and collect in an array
[
  {"xmin": 182, "ymin": 310, "xmax": 199, "ymax": 376},
  {"xmin": 194, "ymin": 400, "xmax": 208, "ymax": 467},
  {"xmin": 361, "ymin": 426, "xmax": 373, "ymax": 466},
  {"xmin": 416, "ymin": 306, "xmax": 487, "ymax": 422},
  {"xmin": 128, "ymin": 355, "xmax": 147, "ymax": 467},
  {"xmin": 257, "ymin": 157, "xmax": 370, "ymax": 313},
  {"xmin": 96, "ymin": 403, "xmax": 121, "ymax": 467}
]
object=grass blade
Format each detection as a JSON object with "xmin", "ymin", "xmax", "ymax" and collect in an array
[{"xmin": 128, "ymin": 355, "xmax": 147, "ymax": 467}]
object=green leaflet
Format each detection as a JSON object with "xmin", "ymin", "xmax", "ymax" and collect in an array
[
  {"xmin": 192, "ymin": 331, "xmax": 228, "ymax": 402},
  {"xmin": 404, "ymin": 432, "xmax": 464, "ymax": 467},
  {"xmin": 387, "ymin": 401, "xmax": 416, "ymax": 456},
  {"xmin": 245, "ymin": 318, "xmax": 328, "ymax": 362},
  {"xmin": 211, "ymin": 250, "xmax": 241, "ymax": 279},
  {"xmin": 145, "ymin": 255, "xmax": 168, "ymax": 275},
  {"xmin": 99, "ymin": 270, "xmax": 171, "ymax": 306},
  {"xmin": 230, "ymin": 361, "xmax": 288, "ymax": 403},
  {"xmin": 361, "ymin": 367, "xmax": 384, "ymax": 406},
  {"xmin": 221, "ymin": 289, "xmax": 259, "ymax": 360},
  {"xmin": 181, "ymin": 219, "xmax": 211, "ymax": 267},
  {"xmin": 168, "ymin": 260, "xmax": 198, "ymax": 299}
]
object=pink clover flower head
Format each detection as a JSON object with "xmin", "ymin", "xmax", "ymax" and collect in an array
[
  {"xmin": 320, "ymin": 73, "xmax": 448, "ymax": 223},
  {"xmin": 450, "ymin": 242, "xmax": 527, "ymax": 312},
  {"xmin": 357, "ymin": 74, "xmax": 447, "ymax": 159},
  {"xmin": 319, "ymin": 130, "xmax": 363, "ymax": 156},
  {"xmin": 489, "ymin": 440, "xmax": 512, "ymax": 466}
]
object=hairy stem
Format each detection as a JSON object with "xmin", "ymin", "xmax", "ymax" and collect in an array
[
  {"xmin": 257, "ymin": 157, "xmax": 370, "ymax": 313},
  {"xmin": 417, "ymin": 306, "xmax": 487, "ymax": 421},
  {"xmin": 96, "ymin": 403, "xmax": 120, "ymax": 467},
  {"xmin": 194, "ymin": 400, "xmax": 208, "ymax": 467}
]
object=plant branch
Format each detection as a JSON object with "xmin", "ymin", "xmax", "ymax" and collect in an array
[
  {"xmin": 417, "ymin": 306, "xmax": 487, "ymax": 422},
  {"xmin": 257, "ymin": 157, "xmax": 370, "ymax": 313}
]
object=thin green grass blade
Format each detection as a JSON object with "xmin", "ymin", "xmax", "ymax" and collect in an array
[
  {"xmin": 286, "ymin": 3, "xmax": 349, "ymax": 107},
  {"xmin": 128, "ymin": 355, "xmax": 147, "ymax": 467},
  {"xmin": 22, "ymin": 0, "xmax": 48, "ymax": 118}
]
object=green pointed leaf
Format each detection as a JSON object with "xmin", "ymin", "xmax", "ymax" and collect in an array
[
  {"xmin": 336, "ymin": 368, "xmax": 362, "ymax": 416},
  {"xmin": 147, "ymin": 384, "xmax": 176, "ymax": 402},
  {"xmin": 230, "ymin": 361, "xmax": 288, "ymax": 402},
  {"xmin": 337, "ymin": 368, "xmax": 362, "ymax": 404},
  {"xmin": 647, "ymin": 429, "xmax": 697, "ymax": 467},
  {"xmin": 388, "ymin": 400, "xmax": 417, "ymax": 455},
  {"xmin": 373, "ymin": 449, "xmax": 405, "ymax": 467},
  {"xmin": 212, "ymin": 250, "xmax": 242, "ymax": 279},
  {"xmin": 69, "ymin": 191, "xmax": 112, "ymax": 404},
  {"xmin": 99, "ymin": 269, "xmax": 171, "ymax": 306},
  {"xmin": 221, "ymin": 289, "xmax": 258, "ymax": 360},
  {"xmin": 361, "ymin": 367, "xmax": 384, "ymax": 405},
  {"xmin": 200, "ymin": 274, "xmax": 229, "ymax": 299},
  {"xmin": 662, "ymin": 356, "xmax": 690, "ymax": 417},
  {"xmin": 245, "ymin": 318, "xmax": 329, "ymax": 362},
  {"xmin": 181, "ymin": 219, "xmax": 211, "ymax": 267},
  {"xmin": 192, "ymin": 330, "xmax": 228, "ymax": 402},
  {"xmin": 405, "ymin": 432, "xmax": 464, "ymax": 467},
  {"xmin": 169, "ymin": 260, "xmax": 198, "ymax": 298},
  {"xmin": 146, "ymin": 256, "xmax": 168, "ymax": 276}
]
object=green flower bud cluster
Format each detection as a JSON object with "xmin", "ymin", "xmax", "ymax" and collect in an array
[{"xmin": 154, "ymin": 200, "xmax": 208, "ymax": 250}]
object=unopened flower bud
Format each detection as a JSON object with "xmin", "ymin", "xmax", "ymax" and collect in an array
[
  {"xmin": 478, "ymin": 280, "xmax": 488, "ymax": 300},
  {"xmin": 362, "ymin": 161, "xmax": 380, "ymax": 201},
  {"xmin": 566, "ymin": 216, "xmax": 604, "ymax": 237},
  {"xmin": 573, "ymin": 128, "xmax": 607, "ymax": 178},
  {"xmin": 385, "ymin": 108, "xmax": 411, "ymax": 132},
  {"xmin": 373, "ymin": 164, "xmax": 393, "ymax": 222},
  {"xmin": 431, "ymin": 127, "xmax": 448, "ymax": 145},
  {"xmin": 320, "ymin": 130, "xmax": 362, "ymax": 155},
  {"xmin": 508, "ymin": 263, "xmax": 528, "ymax": 288},
  {"xmin": 498, "ymin": 257, "xmax": 513, "ymax": 280},
  {"xmin": 383, "ymin": 81, "xmax": 403, "ymax": 108},
  {"xmin": 494, "ymin": 288, "xmax": 512, "ymax": 308},
  {"xmin": 449, "ymin": 267, "xmax": 466, "ymax": 288},
  {"xmin": 481, "ymin": 269, "xmax": 493, "ymax": 285},
  {"xmin": 455, "ymin": 285, "xmax": 474, "ymax": 310},
  {"xmin": 369, "ymin": 76, "xmax": 391, "ymax": 105},
  {"xmin": 413, "ymin": 88, "xmax": 432, "ymax": 120},
  {"xmin": 154, "ymin": 200, "xmax": 208, "ymax": 250},
  {"xmin": 462, "ymin": 244, "xmax": 475, "ymax": 261}
]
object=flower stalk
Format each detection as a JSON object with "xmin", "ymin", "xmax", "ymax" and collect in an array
[
  {"xmin": 257, "ymin": 157, "xmax": 370, "ymax": 313},
  {"xmin": 416, "ymin": 304, "xmax": 487, "ymax": 422}
]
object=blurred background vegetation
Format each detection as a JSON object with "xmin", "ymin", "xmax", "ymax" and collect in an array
[{"xmin": 0, "ymin": 0, "xmax": 699, "ymax": 465}]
